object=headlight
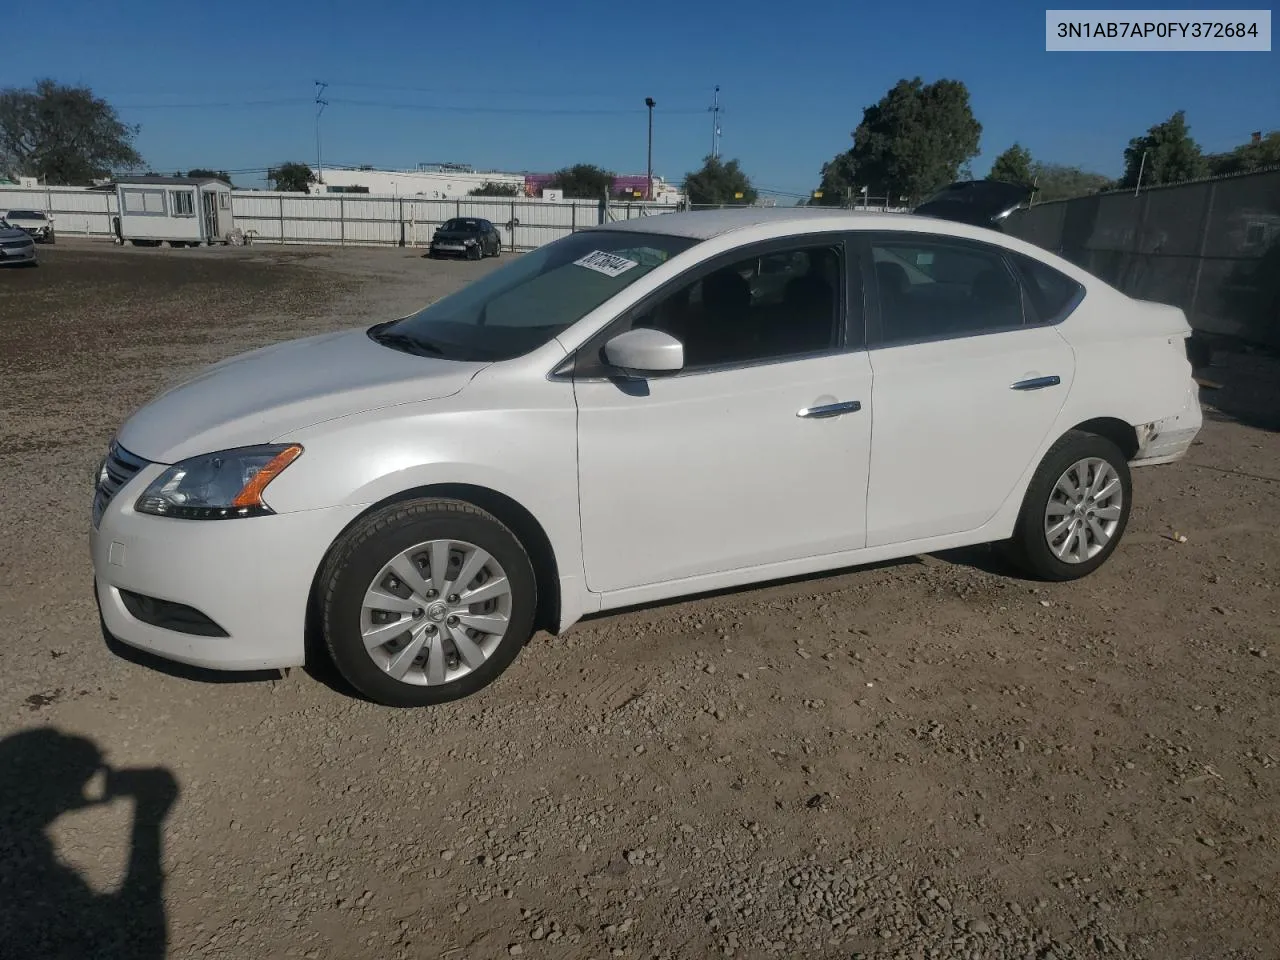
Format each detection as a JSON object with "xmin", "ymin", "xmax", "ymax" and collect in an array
[
  {"xmin": 135, "ymin": 444, "xmax": 302, "ymax": 520},
  {"xmin": 464, "ymin": 237, "xmax": 477, "ymax": 245}
]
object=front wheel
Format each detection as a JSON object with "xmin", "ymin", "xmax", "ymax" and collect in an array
[
  {"xmin": 319, "ymin": 498, "xmax": 537, "ymax": 707},
  {"xmin": 1005, "ymin": 430, "xmax": 1132, "ymax": 581}
]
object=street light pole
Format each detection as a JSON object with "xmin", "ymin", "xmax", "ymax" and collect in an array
[{"xmin": 645, "ymin": 97, "xmax": 655, "ymax": 201}]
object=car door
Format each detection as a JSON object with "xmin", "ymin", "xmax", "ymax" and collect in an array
[
  {"xmin": 860, "ymin": 231, "xmax": 1076, "ymax": 548},
  {"xmin": 570, "ymin": 234, "xmax": 873, "ymax": 595}
]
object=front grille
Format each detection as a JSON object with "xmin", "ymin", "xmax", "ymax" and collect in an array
[{"xmin": 93, "ymin": 442, "xmax": 151, "ymax": 526}]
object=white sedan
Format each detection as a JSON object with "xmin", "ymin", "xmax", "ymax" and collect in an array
[{"xmin": 90, "ymin": 197, "xmax": 1202, "ymax": 707}]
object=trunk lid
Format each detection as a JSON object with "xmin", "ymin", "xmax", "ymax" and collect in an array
[{"xmin": 913, "ymin": 180, "xmax": 1034, "ymax": 228}]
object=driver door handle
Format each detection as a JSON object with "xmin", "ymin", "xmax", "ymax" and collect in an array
[
  {"xmin": 1011, "ymin": 375, "xmax": 1061, "ymax": 391},
  {"xmin": 797, "ymin": 400, "xmax": 862, "ymax": 419}
]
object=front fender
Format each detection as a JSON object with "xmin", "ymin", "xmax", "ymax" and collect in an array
[{"xmin": 260, "ymin": 396, "xmax": 590, "ymax": 627}]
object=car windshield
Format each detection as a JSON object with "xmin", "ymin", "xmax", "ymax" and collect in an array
[
  {"xmin": 8, "ymin": 210, "xmax": 43, "ymax": 220},
  {"xmin": 373, "ymin": 229, "xmax": 699, "ymax": 362},
  {"xmin": 442, "ymin": 219, "xmax": 482, "ymax": 231}
]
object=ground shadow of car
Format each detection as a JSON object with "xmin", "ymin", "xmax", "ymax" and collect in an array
[{"xmin": 0, "ymin": 727, "xmax": 178, "ymax": 959}]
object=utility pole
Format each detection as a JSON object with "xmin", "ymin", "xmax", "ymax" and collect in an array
[
  {"xmin": 708, "ymin": 85, "xmax": 722, "ymax": 159},
  {"xmin": 1133, "ymin": 149, "xmax": 1148, "ymax": 198},
  {"xmin": 314, "ymin": 81, "xmax": 329, "ymax": 187},
  {"xmin": 645, "ymin": 97, "xmax": 655, "ymax": 201}
]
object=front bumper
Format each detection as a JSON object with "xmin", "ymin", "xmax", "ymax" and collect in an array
[
  {"xmin": 91, "ymin": 469, "xmax": 364, "ymax": 670},
  {"xmin": 430, "ymin": 241, "xmax": 477, "ymax": 256},
  {"xmin": 0, "ymin": 245, "xmax": 35, "ymax": 263}
]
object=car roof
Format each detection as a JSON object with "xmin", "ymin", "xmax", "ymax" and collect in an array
[
  {"xmin": 589, "ymin": 206, "xmax": 980, "ymax": 241},
  {"xmin": 585, "ymin": 204, "xmax": 1103, "ymax": 291}
]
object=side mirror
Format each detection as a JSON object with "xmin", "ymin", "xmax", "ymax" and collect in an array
[{"xmin": 602, "ymin": 328, "xmax": 684, "ymax": 377}]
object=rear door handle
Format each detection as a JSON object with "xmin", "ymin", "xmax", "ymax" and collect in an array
[
  {"xmin": 797, "ymin": 400, "xmax": 862, "ymax": 419},
  {"xmin": 1011, "ymin": 375, "xmax": 1061, "ymax": 391}
]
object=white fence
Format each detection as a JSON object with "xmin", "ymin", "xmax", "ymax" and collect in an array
[{"xmin": 0, "ymin": 185, "xmax": 680, "ymax": 251}]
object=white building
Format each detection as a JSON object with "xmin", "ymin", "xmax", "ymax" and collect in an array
[
  {"xmin": 311, "ymin": 164, "xmax": 684, "ymax": 204},
  {"xmin": 311, "ymin": 165, "xmax": 525, "ymax": 199}
]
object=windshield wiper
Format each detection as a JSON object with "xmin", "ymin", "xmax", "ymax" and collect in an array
[{"xmin": 370, "ymin": 329, "xmax": 447, "ymax": 357}]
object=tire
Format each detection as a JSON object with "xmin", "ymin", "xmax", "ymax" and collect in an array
[
  {"xmin": 319, "ymin": 498, "xmax": 537, "ymax": 707},
  {"xmin": 1004, "ymin": 430, "xmax": 1132, "ymax": 581}
]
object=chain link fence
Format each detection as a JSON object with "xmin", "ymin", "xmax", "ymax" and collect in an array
[{"xmin": 1004, "ymin": 169, "xmax": 1280, "ymax": 350}]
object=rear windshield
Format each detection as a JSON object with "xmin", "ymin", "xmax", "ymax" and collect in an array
[{"xmin": 373, "ymin": 229, "xmax": 699, "ymax": 362}]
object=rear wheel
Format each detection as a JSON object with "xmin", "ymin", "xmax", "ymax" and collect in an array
[
  {"xmin": 1005, "ymin": 430, "xmax": 1132, "ymax": 581},
  {"xmin": 320, "ymin": 498, "xmax": 537, "ymax": 707}
]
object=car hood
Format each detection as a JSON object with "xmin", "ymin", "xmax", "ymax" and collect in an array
[
  {"xmin": 0, "ymin": 226, "xmax": 29, "ymax": 240},
  {"xmin": 116, "ymin": 327, "xmax": 490, "ymax": 463},
  {"xmin": 434, "ymin": 229, "xmax": 482, "ymax": 240}
]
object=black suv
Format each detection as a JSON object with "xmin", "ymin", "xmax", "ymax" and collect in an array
[{"xmin": 428, "ymin": 217, "xmax": 503, "ymax": 260}]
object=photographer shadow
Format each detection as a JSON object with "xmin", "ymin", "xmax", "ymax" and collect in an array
[{"xmin": 0, "ymin": 728, "xmax": 178, "ymax": 960}]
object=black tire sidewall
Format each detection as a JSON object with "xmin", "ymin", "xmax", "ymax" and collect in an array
[
  {"xmin": 323, "ymin": 501, "xmax": 537, "ymax": 707},
  {"xmin": 1014, "ymin": 432, "xmax": 1132, "ymax": 581}
]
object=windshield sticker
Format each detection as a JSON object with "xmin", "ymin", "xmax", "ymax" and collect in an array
[{"xmin": 574, "ymin": 250, "xmax": 640, "ymax": 278}]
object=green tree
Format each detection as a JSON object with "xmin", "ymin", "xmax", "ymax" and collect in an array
[
  {"xmin": 470, "ymin": 180, "xmax": 519, "ymax": 197},
  {"xmin": 0, "ymin": 78, "xmax": 142, "ymax": 184},
  {"xmin": 814, "ymin": 77, "xmax": 982, "ymax": 207},
  {"xmin": 683, "ymin": 155, "xmax": 758, "ymax": 206},
  {"xmin": 1207, "ymin": 131, "xmax": 1280, "ymax": 176},
  {"xmin": 1121, "ymin": 110, "xmax": 1209, "ymax": 188},
  {"xmin": 548, "ymin": 163, "xmax": 615, "ymax": 199},
  {"xmin": 1028, "ymin": 163, "xmax": 1113, "ymax": 201},
  {"xmin": 810, "ymin": 150, "xmax": 858, "ymax": 206},
  {"xmin": 267, "ymin": 161, "xmax": 316, "ymax": 193},
  {"xmin": 987, "ymin": 143, "xmax": 1034, "ymax": 184},
  {"xmin": 185, "ymin": 168, "xmax": 233, "ymax": 185}
]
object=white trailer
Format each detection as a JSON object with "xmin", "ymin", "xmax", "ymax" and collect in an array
[{"xmin": 112, "ymin": 176, "xmax": 235, "ymax": 247}]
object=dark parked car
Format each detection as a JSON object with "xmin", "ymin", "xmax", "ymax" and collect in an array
[
  {"xmin": 428, "ymin": 217, "xmax": 502, "ymax": 260},
  {"xmin": 0, "ymin": 217, "xmax": 37, "ymax": 266}
]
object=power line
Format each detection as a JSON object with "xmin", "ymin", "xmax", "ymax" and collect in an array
[
  {"xmin": 323, "ymin": 79, "xmax": 704, "ymax": 99},
  {"xmin": 116, "ymin": 98, "xmax": 311, "ymax": 109},
  {"xmin": 115, "ymin": 95, "xmax": 710, "ymax": 117},
  {"xmin": 327, "ymin": 98, "xmax": 706, "ymax": 116}
]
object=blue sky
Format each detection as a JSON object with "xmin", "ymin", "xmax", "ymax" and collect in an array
[{"xmin": 6, "ymin": 0, "xmax": 1277, "ymax": 197}]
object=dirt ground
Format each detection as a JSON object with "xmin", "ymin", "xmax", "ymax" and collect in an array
[{"xmin": 1, "ymin": 240, "xmax": 1277, "ymax": 960}]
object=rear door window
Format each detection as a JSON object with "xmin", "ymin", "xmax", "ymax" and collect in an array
[
  {"xmin": 1010, "ymin": 252, "xmax": 1085, "ymax": 323},
  {"xmin": 870, "ymin": 237, "xmax": 1026, "ymax": 344}
]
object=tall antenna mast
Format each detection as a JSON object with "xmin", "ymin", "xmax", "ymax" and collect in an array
[
  {"xmin": 709, "ymin": 85, "xmax": 722, "ymax": 159},
  {"xmin": 314, "ymin": 80, "xmax": 329, "ymax": 186}
]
